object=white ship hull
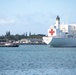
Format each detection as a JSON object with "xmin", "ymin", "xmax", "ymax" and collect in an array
[{"xmin": 43, "ymin": 37, "xmax": 76, "ymax": 47}]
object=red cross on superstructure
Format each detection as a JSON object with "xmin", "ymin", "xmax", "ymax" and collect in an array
[{"xmin": 49, "ymin": 29, "xmax": 55, "ymax": 35}]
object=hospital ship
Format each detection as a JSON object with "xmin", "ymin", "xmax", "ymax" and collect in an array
[{"xmin": 43, "ymin": 16, "xmax": 76, "ymax": 47}]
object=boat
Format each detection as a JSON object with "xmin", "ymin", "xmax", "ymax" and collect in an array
[
  {"xmin": 43, "ymin": 16, "xmax": 76, "ymax": 47},
  {"xmin": 0, "ymin": 39, "xmax": 19, "ymax": 47},
  {"xmin": 0, "ymin": 43, "xmax": 19, "ymax": 47},
  {"xmin": 0, "ymin": 42, "xmax": 19, "ymax": 47}
]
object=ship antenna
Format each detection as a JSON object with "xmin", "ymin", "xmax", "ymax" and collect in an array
[{"xmin": 66, "ymin": 16, "xmax": 68, "ymax": 25}]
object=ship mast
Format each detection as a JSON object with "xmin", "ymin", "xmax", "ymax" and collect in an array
[{"xmin": 55, "ymin": 15, "xmax": 60, "ymax": 30}]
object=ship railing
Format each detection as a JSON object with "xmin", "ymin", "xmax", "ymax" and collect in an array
[{"xmin": 68, "ymin": 35, "xmax": 74, "ymax": 38}]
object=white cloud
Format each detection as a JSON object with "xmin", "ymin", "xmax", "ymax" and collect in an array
[{"xmin": 0, "ymin": 19, "xmax": 15, "ymax": 25}]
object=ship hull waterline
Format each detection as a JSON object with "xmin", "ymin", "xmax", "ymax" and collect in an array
[{"xmin": 43, "ymin": 37, "xmax": 76, "ymax": 47}]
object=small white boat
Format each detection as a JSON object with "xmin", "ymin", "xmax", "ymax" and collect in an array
[{"xmin": 0, "ymin": 42, "xmax": 19, "ymax": 47}]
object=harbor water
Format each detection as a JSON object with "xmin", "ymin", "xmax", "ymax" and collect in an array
[{"xmin": 0, "ymin": 45, "xmax": 76, "ymax": 75}]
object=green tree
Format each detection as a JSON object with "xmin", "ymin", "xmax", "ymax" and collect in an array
[
  {"xmin": 25, "ymin": 32, "xmax": 27, "ymax": 37},
  {"xmin": 29, "ymin": 32, "xmax": 31, "ymax": 36}
]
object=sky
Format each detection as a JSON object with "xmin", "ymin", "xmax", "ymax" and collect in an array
[{"xmin": 0, "ymin": 0, "xmax": 76, "ymax": 35}]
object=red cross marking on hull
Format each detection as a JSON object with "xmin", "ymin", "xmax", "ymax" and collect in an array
[{"xmin": 49, "ymin": 29, "xmax": 55, "ymax": 35}]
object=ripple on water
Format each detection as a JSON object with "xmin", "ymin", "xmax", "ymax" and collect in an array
[{"xmin": 0, "ymin": 45, "xmax": 76, "ymax": 75}]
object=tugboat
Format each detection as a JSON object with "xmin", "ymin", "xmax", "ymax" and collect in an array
[
  {"xmin": 0, "ymin": 39, "xmax": 19, "ymax": 47},
  {"xmin": 5, "ymin": 43, "xmax": 19, "ymax": 47},
  {"xmin": 0, "ymin": 42, "xmax": 19, "ymax": 47}
]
